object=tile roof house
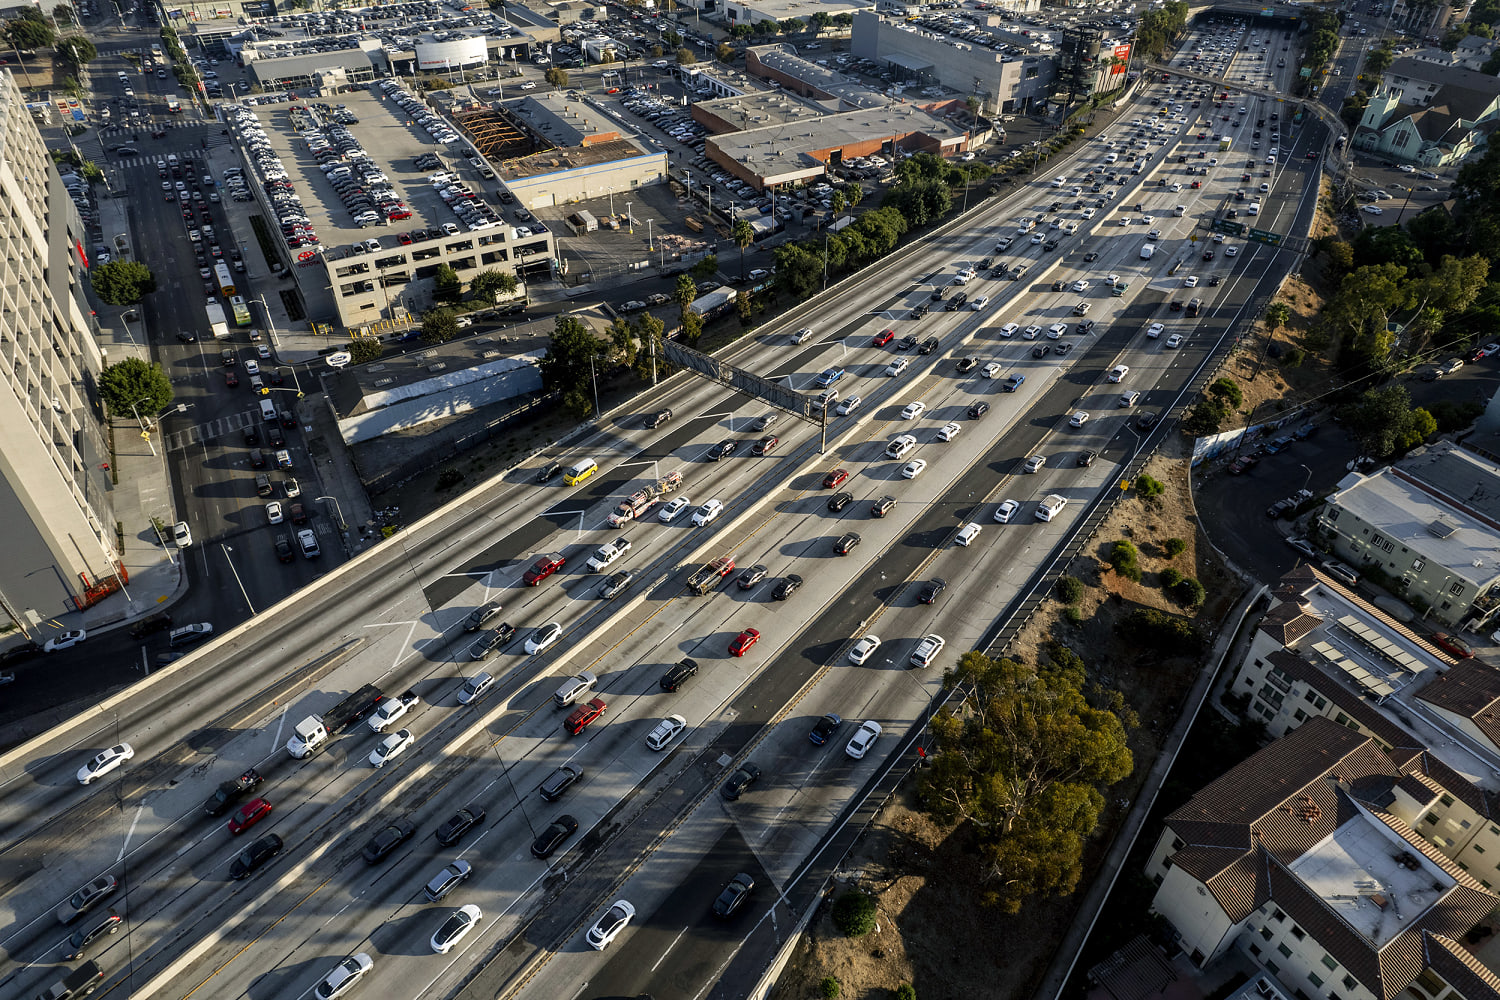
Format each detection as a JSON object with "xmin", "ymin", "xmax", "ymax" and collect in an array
[
  {"xmin": 1354, "ymin": 59, "xmax": 1500, "ymax": 168},
  {"xmin": 1146, "ymin": 718, "xmax": 1500, "ymax": 1000}
]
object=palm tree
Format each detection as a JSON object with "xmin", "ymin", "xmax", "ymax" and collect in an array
[{"xmin": 731, "ymin": 218, "xmax": 755, "ymax": 280}]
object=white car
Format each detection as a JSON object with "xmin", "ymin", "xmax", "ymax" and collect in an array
[
  {"xmin": 368, "ymin": 693, "xmax": 418, "ymax": 733},
  {"xmin": 792, "ymin": 327, "xmax": 814, "ymax": 344},
  {"xmin": 885, "ymin": 357, "xmax": 910, "ymax": 377},
  {"xmin": 1071, "ymin": 279, "xmax": 1089, "ymax": 292},
  {"xmin": 243, "ymin": 359, "xmax": 259, "ymax": 376},
  {"xmin": 1224, "ymin": 246, "xmax": 1239, "ymax": 257},
  {"xmin": 1362, "ymin": 204, "xmax": 1384, "ymax": 215},
  {"xmin": 457, "ymin": 672, "xmax": 494, "ymax": 705},
  {"xmin": 266, "ymin": 501, "xmax": 283, "ymax": 525},
  {"xmin": 845, "ymin": 720, "xmax": 882, "ymax": 759},
  {"xmin": 1146, "ymin": 323, "xmax": 1164, "ymax": 339},
  {"xmin": 77, "ymin": 743, "xmax": 134, "ymax": 785},
  {"xmin": 1142, "ymin": 215, "xmax": 1156, "ymax": 224},
  {"xmin": 44, "ymin": 629, "xmax": 87, "ymax": 653},
  {"xmin": 1069, "ymin": 411, "xmax": 1089, "ymax": 428},
  {"xmin": 1183, "ymin": 276, "xmax": 1199, "ymax": 288},
  {"xmin": 659, "ymin": 497, "xmax": 691, "ymax": 522},
  {"xmin": 369, "ymin": 729, "xmax": 414, "ymax": 768},
  {"xmin": 1212, "ymin": 233, "xmax": 1226, "ymax": 244},
  {"xmin": 1025, "ymin": 454, "xmax": 1047, "ymax": 473},
  {"xmin": 691, "ymin": 500, "xmax": 723, "ymax": 526},
  {"xmin": 430, "ymin": 904, "xmax": 481, "ymax": 954},
  {"xmin": 173, "ymin": 520, "xmax": 192, "ymax": 547},
  {"xmin": 901, "ymin": 401, "xmax": 926, "ymax": 420},
  {"xmin": 936, "ymin": 422, "xmax": 961, "ymax": 442},
  {"xmin": 519, "ymin": 81, "xmax": 537, "ymax": 90},
  {"xmin": 525, "ymin": 621, "xmax": 563, "ymax": 654},
  {"xmin": 645, "ymin": 715, "xmax": 687, "ymax": 751},
  {"xmin": 848, "ymin": 634, "xmax": 881, "ymax": 664},
  {"xmin": 314, "ymin": 954, "xmax": 373, "ymax": 999},
  {"xmin": 982, "ymin": 362, "xmax": 1003, "ymax": 378},
  {"xmin": 909, "ymin": 633, "xmax": 946, "ymax": 668},
  {"xmin": 1108, "ymin": 364, "xmax": 1129, "ymax": 383},
  {"xmin": 836, "ymin": 395, "xmax": 862, "ymax": 415},
  {"xmin": 998, "ymin": 322, "xmax": 1020, "ymax": 338},
  {"xmin": 587, "ymin": 899, "xmax": 636, "ymax": 950},
  {"xmin": 1022, "ymin": 326, "xmax": 1043, "ymax": 340},
  {"xmin": 1166, "ymin": 334, "xmax": 1184, "ymax": 349},
  {"xmin": 902, "ymin": 459, "xmax": 928, "ymax": 479},
  {"xmin": 994, "ymin": 499, "xmax": 1020, "ymax": 523}
]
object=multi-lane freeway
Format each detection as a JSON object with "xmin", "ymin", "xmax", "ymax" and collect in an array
[{"xmin": 1, "ymin": 14, "xmax": 1326, "ymax": 1000}]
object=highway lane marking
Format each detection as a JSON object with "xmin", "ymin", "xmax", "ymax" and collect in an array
[{"xmin": 651, "ymin": 924, "xmax": 690, "ymax": 972}]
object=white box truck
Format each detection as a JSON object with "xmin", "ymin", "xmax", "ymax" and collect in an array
[{"xmin": 1140, "ymin": 244, "xmax": 1155, "ymax": 260}]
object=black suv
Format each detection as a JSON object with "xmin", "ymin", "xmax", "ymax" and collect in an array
[
  {"xmin": 434, "ymin": 805, "xmax": 486, "ymax": 847},
  {"xmin": 230, "ymin": 833, "xmax": 283, "ymax": 880},
  {"xmin": 660, "ymin": 657, "xmax": 699, "ymax": 692},
  {"xmin": 129, "ymin": 612, "xmax": 173, "ymax": 639},
  {"xmin": 362, "ymin": 819, "xmax": 416, "ymax": 864},
  {"xmin": 538, "ymin": 764, "xmax": 583, "ymax": 801}
]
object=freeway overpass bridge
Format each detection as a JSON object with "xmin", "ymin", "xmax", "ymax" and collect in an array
[{"xmin": 1142, "ymin": 60, "xmax": 1350, "ymax": 143}]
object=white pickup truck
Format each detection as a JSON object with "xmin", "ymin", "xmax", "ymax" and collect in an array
[{"xmin": 585, "ymin": 537, "xmax": 632, "ymax": 572}]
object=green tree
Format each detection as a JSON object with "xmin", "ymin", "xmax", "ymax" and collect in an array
[
  {"xmin": 1207, "ymin": 377, "xmax": 1244, "ymax": 409},
  {"xmin": 632, "ymin": 311, "xmax": 665, "ymax": 381},
  {"xmin": 1135, "ymin": 474, "xmax": 1165, "ymax": 501},
  {"xmin": 469, "ymin": 268, "xmax": 520, "ymax": 303},
  {"xmin": 1055, "ymin": 575, "xmax": 1085, "ymax": 604},
  {"xmin": 663, "ymin": 29, "xmax": 682, "ymax": 47},
  {"xmin": 91, "ymin": 260, "xmax": 156, "ymax": 305},
  {"xmin": 607, "ymin": 315, "xmax": 638, "ymax": 368},
  {"xmin": 1363, "ymin": 41, "xmax": 1395, "ymax": 78},
  {"xmin": 432, "ymin": 263, "xmax": 462, "ymax": 302},
  {"xmin": 831, "ymin": 891, "xmax": 877, "ymax": 937},
  {"xmin": 1173, "ymin": 577, "xmax": 1207, "ymax": 608},
  {"xmin": 673, "ymin": 273, "xmax": 698, "ymax": 311},
  {"xmin": 679, "ymin": 308, "xmax": 704, "ymax": 346},
  {"xmin": 348, "ymin": 335, "xmax": 384, "ymax": 364},
  {"xmin": 1265, "ymin": 301, "xmax": 1291, "ymax": 333},
  {"xmin": 7, "ymin": 15, "xmax": 55, "ymax": 50},
  {"xmin": 820, "ymin": 978, "xmax": 841, "ymax": 1000},
  {"xmin": 690, "ymin": 254, "xmax": 718, "ymax": 281},
  {"xmin": 779, "ymin": 17, "xmax": 804, "ymax": 34},
  {"xmin": 1340, "ymin": 384, "xmax": 1418, "ymax": 458},
  {"xmin": 920, "ymin": 648, "xmax": 1133, "ymax": 912},
  {"xmin": 731, "ymin": 218, "xmax": 755, "ymax": 280},
  {"xmin": 832, "ymin": 12, "xmax": 853, "ymax": 29},
  {"xmin": 772, "ymin": 242, "xmax": 823, "ymax": 299},
  {"xmin": 843, "ymin": 182, "xmax": 863, "ymax": 210},
  {"xmin": 420, "ymin": 308, "xmax": 459, "ymax": 344},
  {"xmin": 716, "ymin": 41, "xmax": 735, "ymax": 63},
  {"xmin": 1396, "ymin": 407, "xmax": 1438, "ymax": 453},
  {"xmin": 676, "ymin": 46, "xmax": 696, "ymax": 65},
  {"xmin": 543, "ymin": 66, "xmax": 569, "ymax": 89},
  {"xmin": 538, "ymin": 315, "xmax": 607, "ymax": 416},
  {"xmin": 98, "ymin": 357, "xmax": 174, "ymax": 417},
  {"xmin": 1164, "ymin": 537, "xmax": 1188, "ymax": 558},
  {"xmin": 810, "ymin": 11, "xmax": 832, "ymax": 32},
  {"xmin": 56, "ymin": 35, "xmax": 97, "ymax": 68},
  {"xmin": 830, "ymin": 189, "xmax": 846, "ymax": 216},
  {"xmin": 1322, "ymin": 263, "xmax": 1412, "ymax": 372},
  {"xmin": 1181, "ymin": 397, "xmax": 1232, "ymax": 436},
  {"xmin": 729, "ymin": 23, "xmax": 755, "ymax": 39},
  {"xmin": 1109, "ymin": 539, "xmax": 1142, "ymax": 581}
]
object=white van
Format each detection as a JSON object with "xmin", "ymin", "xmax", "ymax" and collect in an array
[
  {"xmin": 955, "ymin": 522, "xmax": 982, "ymax": 546},
  {"xmin": 1173, "ymin": 204, "xmax": 1187, "ymax": 217},
  {"xmin": 1035, "ymin": 495, "xmax": 1068, "ymax": 522},
  {"xmin": 563, "ymin": 458, "xmax": 598, "ymax": 486},
  {"xmin": 259, "ymin": 399, "xmax": 277, "ymax": 422},
  {"xmin": 1247, "ymin": 202, "xmax": 1261, "ymax": 216}
]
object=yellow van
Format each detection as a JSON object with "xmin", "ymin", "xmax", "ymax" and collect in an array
[{"xmin": 563, "ymin": 459, "xmax": 598, "ymax": 486}]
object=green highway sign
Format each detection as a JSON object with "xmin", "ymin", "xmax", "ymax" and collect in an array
[
  {"xmin": 1211, "ymin": 219, "xmax": 1246, "ymax": 236},
  {"xmin": 1248, "ymin": 228, "xmax": 1283, "ymax": 246}
]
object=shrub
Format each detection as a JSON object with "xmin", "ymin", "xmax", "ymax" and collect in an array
[
  {"xmin": 1116, "ymin": 607, "xmax": 1203, "ymax": 654},
  {"xmin": 1109, "ymin": 540, "xmax": 1142, "ymax": 582},
  {"xmin": 1160, "ymin": 567, "xmax": 1183, "ymax": 588},
  {"xmin": 820, "ymin": 977, "xmax": 842, "ymax": 1000},
  {"xmin": 1173, "ymin": 577, "xmax": 1207, "ymax": 608},
  {"xmin": 1135, "ymin": 474, "xmax": 1165, "ymax": 500},
  {"xmin": 1064, "ymin": 605, "xmax": 1084, "ymax": 624},
  {"xmin": 1281, "ymin": 347, "xmax": 1306, "ymax": 368},
  {"xmin": 832, "ymin": 890, "xmax": 877, "ymax": 937},
  {"xmin": 1056, "ymin": 575, "xmax": 1085, "ymax": 604},
  {"xmin": 897, "ymin": 986, "xmax": 917, "ymax": 1000},
  {"xmin": 435, "ymin": 468, "xmax": 463, "ymax": 490},
  {"xmin": 1163, "ymin": 537, "xmax": 1188, "ymax": 558}
]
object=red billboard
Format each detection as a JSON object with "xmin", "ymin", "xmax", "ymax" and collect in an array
[{"xmin": 1112, "ymin": 43, "xmax": 1131, "ymax": 73}]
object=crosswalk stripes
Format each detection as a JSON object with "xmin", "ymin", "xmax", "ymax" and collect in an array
[
  {"xmin": 112, "ymin": 147, "xmax": 213, "ymax": 170},
  {"xmin": 165, "ymin": 408, "xmax": 261, "ymax": 453}
]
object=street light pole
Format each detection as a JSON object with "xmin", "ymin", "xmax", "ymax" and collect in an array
[
  {"xmin": 316, "ymin": 495, "xmax": 346, "ymax": 531},
  {"xmin": 128, "ymin": 397, "xmax": 157, "ymax": 457}
]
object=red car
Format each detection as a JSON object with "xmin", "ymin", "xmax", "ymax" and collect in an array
[
  {"xmin": 1432, "ymin": 633, "xmax": 1474, "ymax": 659},
  {"xmin": 523, "ymin": 552, "xmax": 565, "ymax": 585},
  {"xmin": 562, "ymin": 697, "xmax": 607, "ymax": 735},
  {"xmin": 1227, "ymin": 454, "xmax": 1260, "ymax": 475},
  {"xmin": 729, "ymin": 628, "xmax": 760, "ymax": 657},
  {"xmin": 225, "ymin": 370, "xmax": 239, "ymax": 387},
  {"xmin": 398, "ymin": 232, "xmax": 413, "ymax": 245},
  {"xmin": 753, "ymin": 435, "xmax": 778, "ymax": 455},
  {"xmin": 228, "ymin": 797, "xmax": 272, "ymax": 835},
  {"xmin": 822, "ymin": 468, "xmax": 848, "ymax": 489},
  {"xmin": 872, "ymin": 329, "xmax": 895, "ymax": 347}
]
